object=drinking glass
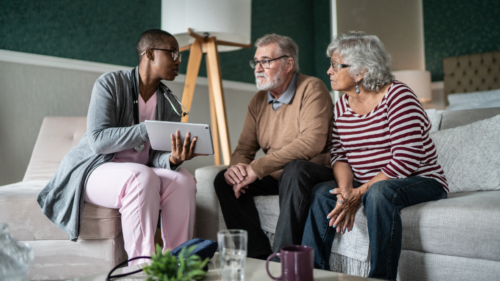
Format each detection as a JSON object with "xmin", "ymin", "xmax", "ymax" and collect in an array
[{"xmin": 217, "ymin": 229, "xmax": 248, "ymax": 281}]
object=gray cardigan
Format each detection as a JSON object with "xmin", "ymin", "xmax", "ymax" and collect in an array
[{"xmin": 37, "ymin": 67, "xmax": 182, "ymax": 241}]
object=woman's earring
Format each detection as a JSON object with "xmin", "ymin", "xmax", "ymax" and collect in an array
[{"xmin": 355, "ymin": 81, "xmax": 361, "ymax": 94}]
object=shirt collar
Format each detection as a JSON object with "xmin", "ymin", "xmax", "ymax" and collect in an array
[{"xmin": 267, "ymin": 72, "xmax": 299, "ymax": 105}]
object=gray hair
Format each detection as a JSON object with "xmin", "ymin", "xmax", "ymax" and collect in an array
[
  {"xmin": 327, "ymin": 31, "xmax": 394, "ymax": 92},
  {"xmin": 255, "ymin": 34, "xmax": 299, "ymax": 72}
]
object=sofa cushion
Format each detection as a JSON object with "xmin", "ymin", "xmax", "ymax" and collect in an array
[
  {"xmin": 399, "ymin": 250, "xmax": 500, "ymax": 281},
  {"xmin": 0, "ymin": 180, "xmax": 121, "ymax": 241},
  {"xmin": 430, "ymin": 114, "xmax": 500, "ymax": 192},
  {"xmin": 26, "ymin": 236, "xmax": 127, "ymax": 280},
  {"xmin": 424, "ymin": 109, "xmax": 443, "ymax": 133},
  {"xmin": 440, "ymin": 107, "xmax": 500, "ymax": 130},
  {"xmin": 447, "ymin": 88, "xmax": 500, "ymax": 106},
  {"xmin": 401, "ymin": 190, "xmax": 500, "ymax": 262},
  {"xmin": 254, "ymin": 190, "xmax": 500, "ymax": 263},
  {"xmin": 23, "ymin": 117, "xmax": 87, "ymax": 181}
]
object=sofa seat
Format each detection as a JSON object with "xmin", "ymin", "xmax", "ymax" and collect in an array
[
  {"xmin": 246, "ymin": 189, "xmax": 500, "ymax": 262},
  {"xmin": 401, "ymin": 190, "xmax": 500, "ymax": 262},
  {"xmin": 0, "ymin": 118, "xmax": 128, "ymax": 280},
  {"xmin": 0, "ymin": 180, "xmax": 122, "ymax": 241}
]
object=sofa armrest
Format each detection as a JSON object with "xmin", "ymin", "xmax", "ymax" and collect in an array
[{"xmin": 194, "ymin": 165, "xmax": 228, "ymax": 240}]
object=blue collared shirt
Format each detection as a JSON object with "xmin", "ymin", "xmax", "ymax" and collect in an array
[{"xmin": 267, "ymin": 73, "xmax": 299, "ymax": 111}]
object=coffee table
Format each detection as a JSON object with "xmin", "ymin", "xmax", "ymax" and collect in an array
[{"xmin": 72, "ymin": 253, "xmax": 377, "ymax": 280}]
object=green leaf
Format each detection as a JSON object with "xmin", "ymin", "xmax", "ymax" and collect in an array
[{"xmin": 142, "ymin": 243, "xmax": 209, "ymax": 281}]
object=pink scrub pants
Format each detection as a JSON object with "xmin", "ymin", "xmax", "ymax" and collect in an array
[{"xmin": 84, "ymin": 162, "xmax": 196, "ymax": 265}]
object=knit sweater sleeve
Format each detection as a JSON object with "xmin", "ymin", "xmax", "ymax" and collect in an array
[
  {"xmin": 250, "ymin": 79, "xmax": 333, "ymax": 179},
  {"xmin": 381, "ymin": 85, "xmax": 427, "ymax": 179}
]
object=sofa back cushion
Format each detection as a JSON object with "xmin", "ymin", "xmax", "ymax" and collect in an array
[
  {"xmin": 23, "ymin": 117, "xmax": 87, "ymax": 181},
  {"xmin": 430, "ymin": 114, "xmax": 500, "ymax": 192},
  {"xmin": 440, "ymin": 107, "xmax": 500, "ymax": 130}
]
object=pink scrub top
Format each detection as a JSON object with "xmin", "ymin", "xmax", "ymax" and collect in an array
[{"xmin": 113, "ymin": 91, "xmax": 157, "ymax": 165}]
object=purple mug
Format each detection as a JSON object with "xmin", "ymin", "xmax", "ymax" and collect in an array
[{"xmin": 265, "ymin": 245, "xmax": 314, "ymax": 281}]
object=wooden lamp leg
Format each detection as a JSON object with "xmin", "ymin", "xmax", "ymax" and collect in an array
[
  {"xmin": 205, "ymin": 37, "xmax": 232, "ymax": 165},
  {"xmin": 205, "ymin": 54, "xmax": 222, "ymax": 165},
  {"xmin": 180, "ymin": 39, "xmax": 203, "ymax": 123}
]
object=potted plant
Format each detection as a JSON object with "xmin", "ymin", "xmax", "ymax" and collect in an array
[{"xmin": 143, "ymin": 245, "xmax": 210, "ymax": 281}]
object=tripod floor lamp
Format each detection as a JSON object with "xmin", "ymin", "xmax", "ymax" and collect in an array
[{"xmin": 162, "ymin": 0, "xmax": 252, "ymax": 165}]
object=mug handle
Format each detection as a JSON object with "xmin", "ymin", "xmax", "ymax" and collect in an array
[{"xmin": 266, "ymin": 252, "xmax": 282, "ymax": 280}]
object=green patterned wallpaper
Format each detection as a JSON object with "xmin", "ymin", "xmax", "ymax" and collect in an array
[
  {"xmin": 423, "ymin": 0, "xmax": 500, "ymax": 81},
  {"xmin": 0, "ymin": 0, "xmax": 160, "ymax": 67},
  {"xmin": 0, "ymin": 0, "xmax": 331, "ymax": 87}
]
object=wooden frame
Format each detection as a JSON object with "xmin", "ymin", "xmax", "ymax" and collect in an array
[{"xmin": 179, "ymin": 29, "xmax": 251, "ymax": 165}]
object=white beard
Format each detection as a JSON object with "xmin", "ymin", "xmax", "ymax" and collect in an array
[{"xmin": 255, "ymin": 68, "xmax": 283, "ymax": 91}]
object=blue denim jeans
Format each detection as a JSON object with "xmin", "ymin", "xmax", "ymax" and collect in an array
[{"xmin": 301, "ymin": 176, "xmax": 447, "ymax": 280}]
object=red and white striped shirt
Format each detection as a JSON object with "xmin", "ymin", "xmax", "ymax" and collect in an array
[{"xmin": 331, "ymin": 81, "xmax": 448, "ymax": 191}]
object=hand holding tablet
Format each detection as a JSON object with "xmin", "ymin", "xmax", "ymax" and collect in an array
[{"xmin": 169, "ymin": 130, "xmax": 209, "ymax": 165}]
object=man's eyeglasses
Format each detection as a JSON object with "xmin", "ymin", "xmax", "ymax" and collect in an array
[
  {"xmin": 141, "ymin": 48, "xmax": 182, "ymax": 63},
  {"xmin": 330, "ymin": 60, "xmax": 351, "ymax": 72},
  {"xmin": 249, "ymin": 55, "xmax": 289, "ymax": 69}
]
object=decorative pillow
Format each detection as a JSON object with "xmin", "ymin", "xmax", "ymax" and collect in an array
[
  {"xmin": 447, "ymin": 88, "xmax": 500, "ymax": 105},
  {"xmin": 447, "ymin": 98, "xmax": 500, "ymax": 111},
  {"xmin": 430, "ymin": 114, "xmax": 500, "ymax": 192},
  {"xmin": 425, "ymin": 109, "xmax": 444, "ymax": 132}
]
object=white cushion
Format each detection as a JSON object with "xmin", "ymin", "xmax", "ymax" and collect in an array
[
  {"xmin": 0, "ymin": 180, "xmax": 122, "ymax": 241},
  {"xmin": 424, "ymin": 109, "xmax": 444, "ymax": 132},
  {"xmin": 447, "ymin": 98, "xmax": 500, "ymax": 111},
  {"xmin": 24, "ymin": 117, "xmax": 87, "ymax": 181},
  {"xmin": 430, "ymin": 114, "xmax": 500, "ymax": 192},
  {"xmin": 447, "ymin": 88, "xmax": 500, "ymax": 105}
]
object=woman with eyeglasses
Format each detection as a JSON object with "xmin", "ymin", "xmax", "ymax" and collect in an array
[
  {"xmin": 301, "ymin": 32, "xmax": 448, "ymax": 280},
  {"xmin": 37, "ymin": 29, "xmax": 204, "ymax": 265}
]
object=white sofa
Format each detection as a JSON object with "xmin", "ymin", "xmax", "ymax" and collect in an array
[
  {"xmin": 194, "ymin": 107, "xmax": 500, "ymax": 281},
  {"xmin": 0, "ymin": 117, "xmax": 127, "ymax": 280}
]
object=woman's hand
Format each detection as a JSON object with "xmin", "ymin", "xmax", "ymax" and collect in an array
[
  {"xmin": 329, "ymin": 185, "xmax": 365, "ymax": 234},
  {"xmin": 170, "ymin": 130, "xmax": 207, "ymax": 165},
  {"xmin": 327, "ymin": 193, "xmax": 346, "ymax": 230}
]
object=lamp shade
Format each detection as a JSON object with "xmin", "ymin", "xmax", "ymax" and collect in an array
[
  {"xmin": 161, "ymin": 0, "xmax": 252, "ymax": 52},
  {"xmin": 392, "ymin": 70, "xmax": 432, "ymax": 102}
]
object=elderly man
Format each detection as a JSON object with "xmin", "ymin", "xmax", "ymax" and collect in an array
[{"xmin": 214, "ymin": 34, "xmax": 334, "ymax": 258}]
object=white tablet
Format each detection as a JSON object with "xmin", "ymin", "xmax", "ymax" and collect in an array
[{"xmin": 145, "ymin": 120, "xmax": 214, "ymax": 155}]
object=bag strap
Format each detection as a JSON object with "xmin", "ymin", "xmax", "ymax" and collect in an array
[{"xmin": 106, "ymin": 256, "xmax": 151, "ymax": 280}]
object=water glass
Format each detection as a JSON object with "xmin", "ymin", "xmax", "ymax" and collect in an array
[{"xmin": 217, "ymin": 229, "xmax": 248, "ymax": 281}]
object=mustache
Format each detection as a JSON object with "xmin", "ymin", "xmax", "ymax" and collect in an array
[{"xmin": 255, "ymin": 72, "xmax": 268, "ymax": 79}]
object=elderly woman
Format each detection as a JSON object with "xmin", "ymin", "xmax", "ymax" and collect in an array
[
  {"xmin": 301, "ymin": 32, "xmax": 448, "ymax": 280},
  {"xmin": 37, "ymin": 29, "xmax": 203, "ymax": 265}
]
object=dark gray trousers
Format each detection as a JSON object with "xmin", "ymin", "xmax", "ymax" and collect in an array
[{"xmin": 214, "ymin": 160, "xmax": 334, "ymax": 257}]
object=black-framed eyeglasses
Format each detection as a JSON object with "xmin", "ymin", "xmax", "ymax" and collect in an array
[
  {"xmin": 330, "ymin": 60, "xmax": 351, "ymax": 72},
  {"xmin": 141, "ymin": 48, "xmax": 182, "ymax": 63},
  {"xmin": 249, "ymin": 55, "xmax": 289, "ymax": 69}
]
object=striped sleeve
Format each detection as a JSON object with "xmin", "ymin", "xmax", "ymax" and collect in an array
[
  {"xmin": 381, "ymin": 85, "xmax": 426, "ymax": 179},
  {"xmin": 330, "ymin": 98, "xmax": 348, "ymax": 167}
]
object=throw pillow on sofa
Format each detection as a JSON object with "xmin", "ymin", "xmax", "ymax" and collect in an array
[
  {"xmin": 424, "ymin": 109, "xmax": 444, "ymax": 132},
  {"xmin": 430, "ymin": 114, "xmax": 500, "ymax": 192}
]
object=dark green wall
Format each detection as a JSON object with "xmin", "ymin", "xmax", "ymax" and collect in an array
[
  {"xmin": 0, "ymin": 0, "xmax": 160, "ymax": 67},
  {"xmin": 0, "ymin": 0, "xmax": 331, "ymax": 87},
  {"xmin": 423, "ymin": 0, "xmax": 500, "ymax": 81}
]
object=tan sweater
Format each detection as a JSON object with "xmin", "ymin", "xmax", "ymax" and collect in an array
[{"xmin": 230, "ymin": 74, "xmax": 334, "ymax": 180}]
